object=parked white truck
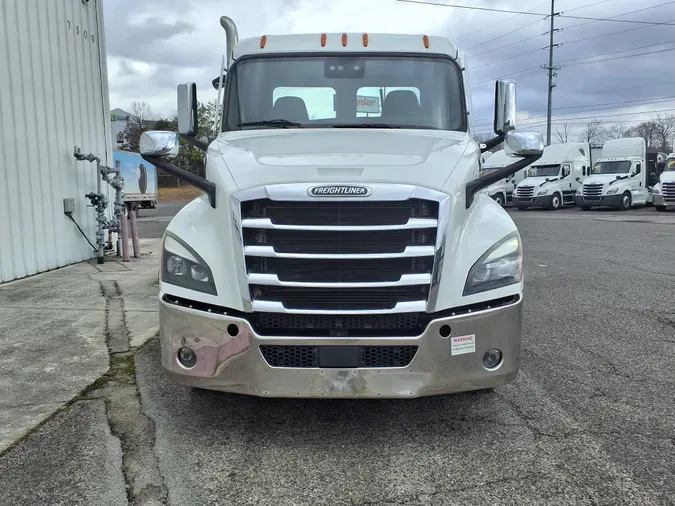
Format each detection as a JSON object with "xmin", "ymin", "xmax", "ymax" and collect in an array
[
  {"xmin": 514, "ymin": 143, "xmax": 592, "ymax": 210},
  {"xmin": 481, "ymin": 150, "xmax": 528, "ymax": 207},
  {"xmin": 138, "ymin": 21, "xmax": 544, "ymax": 398},
  {"xmin": 576, "ymin": 137, "xmax": 650, "ymax": 211},
  {"xmin": 653, "ymin": 153, "xmax": 675, "ymax": 211}
]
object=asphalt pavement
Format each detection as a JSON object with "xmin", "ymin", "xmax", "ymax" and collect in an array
[{"xmin": 1, "ymin": 203, "xmax": 674, "ymax": 505}]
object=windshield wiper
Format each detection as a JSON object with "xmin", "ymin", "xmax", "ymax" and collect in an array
[
  {"xmin": 332, "ymin": 124, "xmax": 401, "ymax": 129},
  {"xmin": 238, "ymin": 119, "xmax": 302, "ymax": 128}
]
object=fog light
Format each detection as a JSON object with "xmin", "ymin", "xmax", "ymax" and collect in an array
[
  {"xmin": 483, "ymin": 348, "xmax": 502, "ymax": 370},
  {"xmin": 178, "ymin": 347, "xmax": 197, "ymax": 368}
]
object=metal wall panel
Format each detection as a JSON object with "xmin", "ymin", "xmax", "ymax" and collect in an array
[{"xmin": 0, "ymin": 0, "xmax": 111, "ymax": 282}]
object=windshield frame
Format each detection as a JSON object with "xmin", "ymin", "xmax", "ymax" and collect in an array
[{"xmin": 220, "ymin": 51, "xmax": 468, "ymax": 133}]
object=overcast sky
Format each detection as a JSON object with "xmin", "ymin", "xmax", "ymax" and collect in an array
[{"xmin": 102, "ymin": 0, "xmax": 675, "ymax": 142}]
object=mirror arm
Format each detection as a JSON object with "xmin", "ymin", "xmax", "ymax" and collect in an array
[
  {"xmin": 142, "ymin": 155, "xmax": 216, "ymax": 209},
  {"xmin": 466, "ymin": 153, "xmax": 542, "ymax": 208},
  {"xmin": 480, "ymin": 134, "xmax": 505, "ymax": 153},
  {"xmin": 180, "ymin": 133, "xmax": 209, "ymax": 152}
]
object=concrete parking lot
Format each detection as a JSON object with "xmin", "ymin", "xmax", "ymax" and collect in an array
[{"xmin": 1, "ymin": 204, "xmax": 674, "ymax": 506}]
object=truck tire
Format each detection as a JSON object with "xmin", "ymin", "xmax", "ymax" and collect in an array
[
  {"xmin": 494, "ymin": 193, "xmax": 504, "ymax": 206},
  {"xmin": 549, "ymin": 192, "xmax": 562, "ymax": 210},
  {"xmin": 619, "ymin": 192, "xmax": 631, "ymax": 211},
  {"xmin": 138, "ymin": 163, "xmax": 148, "ymax": 194},
  {"xmin": 655, "ymin": 205, "xmax": 666, "ymax": 212}
]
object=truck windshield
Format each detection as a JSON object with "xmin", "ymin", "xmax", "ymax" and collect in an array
[
  {"xmin": 527, "ymin": 165, "xmax": 559, "ymax": 178},
  {"xmin": 223, "ymin": 54, "xmax": 465, "ymax": 131},
  {"xmin": 666, "ymin": 158, "xmax": 675, "ymax": 172},
  {"xmin": 592, "ymin": 161, "xmax": 632, "ymax": 174}
]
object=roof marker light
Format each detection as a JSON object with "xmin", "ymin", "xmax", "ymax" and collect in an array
[
  {"xmin": 363, "ymin": 33, "xmax": 368, "ymax": 47},
  {"xmin": 260, "ymin": 35, "xmax": 267, "ymax": 48},
  {"xmin": 423, "ymin": 35, "xmax": 429, "ymax": 48},
  {"xmin": 342, "ymin": 33, "xmax": 348, "ymax": 46},
  {"xmin": 321, "ymin": 33, "xmax": 327, "ymax": 47}
]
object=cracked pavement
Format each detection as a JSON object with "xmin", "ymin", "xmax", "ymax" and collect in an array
[{"xmin": 1, "ymin": 207, "xmax": 675, "ymax": 505}]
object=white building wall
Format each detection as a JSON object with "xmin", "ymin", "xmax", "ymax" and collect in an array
[{"xmin": 0, "ymin": 0, "xmax": 112, "ymax": 283}]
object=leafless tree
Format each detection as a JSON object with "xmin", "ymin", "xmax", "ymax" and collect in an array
[
  {"xmin": 626, "ymin": 121, "xmax": 659, "ymax": 149},
  {"xmin": 606, "ymin": 123, "xmax": 627, "ymax": 139},
  {"xmin": 579, "ymin": 120, "xmax": 607, "ymax": 144},
  {"xmin": 123, "ymin": 101, "xmax": 157, "ymax": 151},
  {"xmin": 653, "ymin": 114, "xmax": 675, "ymax": 151},
  {"xmin": 555, "ymin": 121, "xmax": 571, "ymax": 143}
]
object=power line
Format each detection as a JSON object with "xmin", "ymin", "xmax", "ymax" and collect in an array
[
  {"xmin": 557, "ymin": 0, "xmax": 675, "ymax": 30},
  {"xmin": 519, "ymin": 107, "xmax": 675, "ymax": 126},
  {"xmin": 464, "ymin": 13, "xmax": 545, "ymax": 52},
  {"xmin": 452, "ymin": 1, "xmax": 549, "ymax": 41},
  {"xmin": 469, "ymin": 33, "xmax": 544, "ymax": 58},
  {"xmin": 561, "ymin": 46, "xmax": 675, "ymax": 68},
  {"xmin": 558, "ymin": 39, "xmax": 675, "ymax": 64},
  {"xmin": 561, "ymin": 0, "xmax": 612, "ymax": 13},
  {"xmin": 558, "ymin": 17, "xmax": 675, "ymax": 48},
  {"xmin": 396, "ymin": 0, "xmax": 675, "ymax": 25},
  {"xmin": 473, "ymin": 48, "xmax": 542, "ymax": 69}
]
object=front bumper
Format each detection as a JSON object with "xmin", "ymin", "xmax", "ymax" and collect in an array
[
  {"xmin": 514, "ymin": 195, "xmax": 551, "ymax": 208},
  {"xmin": 575, "ymin": 194, "xmax": 622, "ymax": 207},
  {"xmin": 653, "ymin": 194, "xmax": 674, "ymax": 207},
  {"xmin": 158, "ymin": 294, "xmax": 523, "ymax": 398}
]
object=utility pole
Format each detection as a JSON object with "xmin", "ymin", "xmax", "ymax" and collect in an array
[{"xmin": 543, "ymin": 0, "xmax": 561, "ymax": 146}]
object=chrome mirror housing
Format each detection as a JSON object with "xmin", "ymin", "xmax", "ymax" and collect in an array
[
  {"xmin": 505, "ymin": 130, "xmax": 544, "ymax": 157},
  {"xmin": 140, "ymin": 131, "xmax": 180, "ymax": 158},
  {"xmin": 177, "ymin": 83, "xmax": 198, "ymax": 136},
  {"xmin": 494, "ymin": 80, "xmax": 516, "ymax": 135}
]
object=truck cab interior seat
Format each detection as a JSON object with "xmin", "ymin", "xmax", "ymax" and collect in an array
[
  {"xmin": 271, "ymin": 96, "xmax": 309, "ymax": 122},
  {"xmin": 381, "ymin": 90, "xmax": 420, "ymax": 118}
]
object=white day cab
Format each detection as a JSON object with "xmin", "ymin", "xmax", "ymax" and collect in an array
[
  {"xmin": 514, "ymin": 142, "xmax": 595, "ymax": 211},
  {"xmin": 576, "ymin": 138, "xmax": 652, "ymax": 211},
  {"xmin": 481, "ymin": 149, "xmax": 528, "ymax": 207},
  {"xmin": 653, "ymin": 153, "xmax": 675, "ymax": 211},
  {"xmin": 138, "ymin": 19, "xmax": 544, "ymax": 398}
]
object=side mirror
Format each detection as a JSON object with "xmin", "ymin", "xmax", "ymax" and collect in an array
[
  {"xmin": 494, "ymin": 80, "xmax": 516, "ymax": 135},
  {"xmin": 177, "ymin": 83, "xmax": 198, "ymax": 137},
  {"xmin": 504, "ymin": 130, "xmax": 544, "ymax": 157},
  {"xmin": 139, "ymin": 131, "xmax": 179, "ymax": 158}
]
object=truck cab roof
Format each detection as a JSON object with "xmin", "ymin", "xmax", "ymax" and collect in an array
[{"xmin": 232, "ymin": 33, "xmax": 459, "ymax": 61}]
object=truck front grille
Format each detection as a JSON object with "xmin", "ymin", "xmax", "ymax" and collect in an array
[
  {"xmin": 583, "ymin": 183, "xmax": 603, "ymax": 200},
  {"xmin": 259, "ymin": 345, "xmax": 418, "ymax": 368},
  {"xmin": 516, "ymin": 186, "xmax": 534, "ymax": 200},
  {"xmin": 662, "ymin": 182, "xmax": 675, "ymax": 201},
  {"xmin": 238, "ymin": 189, "xmax": 443, "ymax": 314}
]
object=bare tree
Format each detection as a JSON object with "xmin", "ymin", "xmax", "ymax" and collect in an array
[
  {"xmin": 123, "ymin": 101, "xmax": 157, "ymax": 151},
  {"xmin": 653, "ymin": 114, "xmax": 675, "ymax": 151},
  {"xmin": 555, "ymin": 121, "xmax": 571, "ymax": 143},
  {"xmin": 606, "ymin": 123, "xmax": 627, "ymax": 139},
  {"xmin": 579, "ymin": 120, "xmax": 607, "ymax": 144},
  {"xmin": 627, "ymin": 121, "xmax": 659, "ymax": 149}
]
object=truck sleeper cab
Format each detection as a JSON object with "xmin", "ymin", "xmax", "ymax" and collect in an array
[
  {"xmin": 576, "ymin": 137, "xmax": 650, "ymax": 211},
  {"xmin": 140, "ymin": 21, "xmax": 544, "ymax": 398},
  {"xmin": 481, "ymin": 149, "xmax": 528, "ymax": 207},
  {"xmin": 653, "ymin": 154, "xmax": 675, "ymax": 211},
  {"xmin": 514, "ymin": 142, "xmax": 591, "ymax": 210}
]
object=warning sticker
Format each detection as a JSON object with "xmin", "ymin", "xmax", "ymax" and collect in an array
[{"xmin": 451, "ymin": 334, "xmax": 476, "ymax": 356}]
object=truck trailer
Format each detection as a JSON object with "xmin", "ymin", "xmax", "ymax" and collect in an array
[{"xmin": 138, "ymin": 21, "xmax": 544, "ymax": 398}]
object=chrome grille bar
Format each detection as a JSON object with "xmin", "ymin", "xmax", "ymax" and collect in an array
[
  {"xmin": 248, "ymin": 273, "xmax": 431, "ymax": 288},
  {"xmin": 241, "ymin": 218, "xmax": 438, "ymax": 231},
  {"xmin": 244, "ymin": 245, "xmax": 435, "ymax": 259}
]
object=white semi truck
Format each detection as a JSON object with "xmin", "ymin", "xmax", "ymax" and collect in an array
[
  {"xmin": 139, "ymin": 21, "xmax": 544, "ymax": 398},
  {"xmin": 653, "ymin": 153, "xmax": 675, "ymax": 211},
  {"xmin": 514, "ymin": 143, "xmax": 592, "ymax": 210},
  {"xmin": 481, "ymin": 149, "xmax": 528, "ymax": 207},
  {"xmin": 576, "ymin": 137, "xmax": 650, "ymax": 211}
]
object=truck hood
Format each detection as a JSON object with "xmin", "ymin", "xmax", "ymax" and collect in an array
[
  {"xmin": 210, "ymin": 129, "xmax": 472, "ymax": 191},
  {"xmin": 516, "ymin": 176, "xmax": 558, "ymax": 188},
  {"xmin": 583, "ymin": 174, "xmax": 627, "ymax": 186},
  {"xmin": 659, "ymin": 172, "xmax": 675, "ymax": 184}
]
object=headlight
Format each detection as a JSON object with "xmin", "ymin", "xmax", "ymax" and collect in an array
[
  {"xmin": 576, "ymin": 188, "xmax": 582, "ymax": 195},
  {"xmin": 161, "ymin": 232, "xmax": 217, "ymax": 295},
  {"xmin": 606, "ymin": 187, "xmax": 619, "ymax": 195},
  {"xmin": 653, "ymin": 185, "xmax": 661, "ymax": 194},
  {"xmin": 464, "ymin": 232, "xmax": 522, "ymax": 296},
  {"xmin": 537, "ymin": 189, "xmax": 548, "ymax": 196}
]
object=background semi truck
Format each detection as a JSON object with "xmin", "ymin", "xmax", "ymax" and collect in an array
[
  {"xmin": 653, "ymin": 153, "xmax": 675, "ymax": 211},
  {"xmin": 138, "ymin": 21, "xmax": 544, "ymax": 398},
  {"xmin": 514, "ymin": 142, "xmax": 593, "ymax": 210},
  {"xmin": 481, "ymin": 149, "xmax": 528, "ymax": 207},
  {"xmin": 576, "ymin": 137, "xmax": 650, "ymax": 211}
]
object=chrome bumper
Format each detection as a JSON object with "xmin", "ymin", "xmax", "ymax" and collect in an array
[
  {"xmin": 158, "ymin": 294, "xmax": 523, "ymax": 398},
  {"xmin": 653, "ymin": 195, "xmax": 674, "ymax": 207}
]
